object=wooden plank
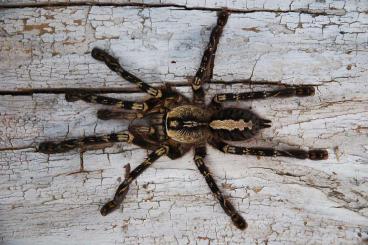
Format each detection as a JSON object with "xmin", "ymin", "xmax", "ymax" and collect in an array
[{"xmin": 0, "ymin": 3, "xmax": 368, "ymax": 244}]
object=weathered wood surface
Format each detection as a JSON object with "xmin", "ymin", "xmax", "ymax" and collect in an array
[{"xmin": 1, "ymin": 1, "xmax": 368, "ymax": 244}]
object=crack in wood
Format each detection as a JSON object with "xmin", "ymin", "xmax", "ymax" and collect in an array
[{"xmin": 0, "ymin": 1, "xmax": 344, "ymax": 16}]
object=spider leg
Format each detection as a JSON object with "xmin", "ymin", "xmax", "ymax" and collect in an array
[
  {"xmin": 192, "ymin": 10, "xmax": 229, "ymax": 104},
  {"xmin": 100, "ymin": 146, "xmax": 168, "ymax": 216},
  {"xmin": 65, "ymin": 91, "xmax": 159, "ymax": 112},
  {"xmin": 91, "ymin": 48, "xmax": 163, "ymax": 98},
  {"xmin": 115, "ymin": 163, "xmax": 131, "ymax": 205},
  {"xmin": 209, "ymin": 139, "xmax": 328, "ymax": 160},
  {"xmin": 97, "ymin": 109, "xmax": 143, "ymax": 121},
  {"xmin": 38, "ymin": 131, "xmax": 134, "ymax": 154},
  {"xmin": 211, "ymin": 86, "xmax": 315, "ymax": 105},
  {"xmin": 194, "ymin": 145, "xmax": 247, "ymax": 230}
]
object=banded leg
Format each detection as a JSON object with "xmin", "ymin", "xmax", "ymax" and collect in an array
[
  {"xmin": 65, "ymin": 91, "xmax": 158, "ymax": 112},
  {"xmin": 38, "ymin": 131, "xmax": 133, "ymax": 154},
  {"xmin": 97, "ymin": 109, "xmax": 143, "ymax": 121},
  {"xmin": 115, "ymin": 164, "xmax": 131, "ymax": 206},
  {"xmin": 100, "ymin": 146, "xmax": 168, "ymax": 216},
  {"xmin": 212, "ymin": 86, "xmax": 315, "ymax": 104},
  {"xmin": 91, "ymin": 48, "xmax": 163, "ymax": 98},
  {"xmin": 209, "ymin": 139, "xmax": 328, "ymax": 160},
  {"xmin": 194, "ymin": 145, "xmax": 247, "ymax": 230},
  {"xmin": 192, "ymin": 11, "xmax": 229, "ymax": 103}
]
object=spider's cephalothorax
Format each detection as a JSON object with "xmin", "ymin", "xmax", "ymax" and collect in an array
[{"xmin": 38, "ymin": 11, "xmax": 328, "ymax": 230}]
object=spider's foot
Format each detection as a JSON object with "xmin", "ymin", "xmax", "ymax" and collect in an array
[
  {"xmin": 231, "ymin": 213, "xmax": 247, "ymax": 230},
  {"xmin": 91, "ymin": 47, "xmax": 109, "ymax": 62},
  {"xmin": 296, "ymin": 86, "xmax": 315, "ymax": 97},
  {"xmin": 100, "ymin": 200, "xmax": 119, "ymax": 216},
  {"xmin": 308, "ymin": 149, "xmax": 328, "ymax": 160},
  {"xmin": 91, "ymin": 47, "xmax": 120, "ymax": 72}
]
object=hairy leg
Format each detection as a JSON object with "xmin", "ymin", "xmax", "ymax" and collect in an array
[
  {"xmin": 38, "ymin": 131, "xmax": 134, "ymax": 154},
  {"xmin": 91, "ymin": 48, "xmax": 163, "ymax": 98},
  {"xmin": 192, "ymin": 10, "xmax": 229, "ymax": 104},
  {"xmin": 100, "ymin": 146, "xmax": 168, "ymax": 216},
  {"xmin": 65, "ymin": 91, "xmax": 159, "ymax": 112},
  {"xmin": 194, "ymin": 145, "xmax": 247, "ymax": 230},
  {"xmin": 209, "ymin": 139, "xmax": 328, "ymax": 160},
  {"xmin": 97, "ymin": 109, "xmax": 143, "ymax": 121},
  {"xmin": 211, "ymin": 86, "xmax": 315, "ymax": 104}
]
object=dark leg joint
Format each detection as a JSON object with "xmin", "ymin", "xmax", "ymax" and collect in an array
[
  {"xmin": 194, "ymin": 145, "xmax": 206, "ymax": 158},
  {"xmin": 295, "ymin": 86, "xmax": 315, "ymax": 97},
  {"xmin": 38, "ymin": 140, "xmax": 78, "ymax": 154},
  {"xmin": 308, "ymin": 149, "xmax": 328, "ymax": 160}
]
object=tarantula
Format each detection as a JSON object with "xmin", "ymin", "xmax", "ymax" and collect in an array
[{"xmin": 38, "ymin": 10, "xmax": 328, "ymax": 230}]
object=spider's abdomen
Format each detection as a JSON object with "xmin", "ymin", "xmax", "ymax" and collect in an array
[
  {"xmin": 209, "ymin": 108, "xmax": 271, "ymax": 141},
  {"xmin": 165, "ymin": 105, "xmax": 210, "ymax": 144}
]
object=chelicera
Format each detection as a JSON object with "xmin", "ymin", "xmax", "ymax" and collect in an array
[{"xmin": 38, "ymin": 10, "xmax": 328, "ymax": 230}]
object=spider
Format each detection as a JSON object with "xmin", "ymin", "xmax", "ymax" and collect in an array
[{"xmin": 38, "ymin": 10, "xmax": 328, "ymax": 230}]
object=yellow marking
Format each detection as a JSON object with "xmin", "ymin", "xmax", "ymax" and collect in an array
[
  {"xmin": 209, "ymin": 119, "xmax": 253, "ymax": 131},
  {"xmin": 243, "ymin": 148, "xmax": 250, "ymax": 154},
  {"xmin": 132, "ymin": 103, "xmax": 144, "ymax": 110},
  {"xmin": 90, "ymin": 95, "xmax": 97, "ymax": 103},
  {"xmin": 155, "ymin": 147, "xmax": 168, "ymax": 156},
  {"xmin": 147, "ymin": 88, "xmax": 162, "ymax": 98},
  {"xmin": 155, "ymin": 89, "xmax": 163, "ymax": 98},
  {"xmin": 193, "ymin": 77, "xmax": 201, "ymax": 86},
  {"xmin": 142, "ymin": 102, "xmax": 148, "ymax": 112},
  {"xmin": 137, "ymin": 127, "xmax": 150, "ymax": 133},
  {"xmin": 169, "ymin": 120, "xmax": 179, "ymax": 127},
  {"xmin": 166, "ymin": 105, "xmax": 208, "ymax": 143},
  {"xmin": 116, "ymin": 101, "xmax": 124, "ymax": 107},
  {"xmin": 101, "ymin": 136, "xmax": 109, "ymax": 142},
  {"xmin": 227, "ymin": 146, "xmax": 236, "ymax": 154},
  {"xmin": 118, "ymin": 187, "xmax": 128, "ymax": 195},
  {"xmin": 215, "ymin": 94, "xmax": 226, "ymax": 102},
  {"xmin": 143, "ymin": 159, "xmax": 152, "ymax": 165},
  {"xmin": 183, "ymin": 121, "xmax": 204, "ymax": 127},
  {"xmin": 116, "ymin": 132, "xmax": 134, "ymax": 143}
]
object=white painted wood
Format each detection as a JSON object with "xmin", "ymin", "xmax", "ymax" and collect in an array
[{"xmin": 1, "ymin": 2, "xmax": 368, "ymax": 244}]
